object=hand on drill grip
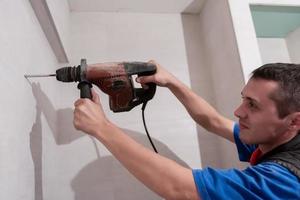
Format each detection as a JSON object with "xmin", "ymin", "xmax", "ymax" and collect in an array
[
  {"xmin": 136, "ymin": 60, "xmax": 176, "ymax": 88},
  {"xmin": 73, "ymin": 89, "xmax": 109, "ymax": 136}
]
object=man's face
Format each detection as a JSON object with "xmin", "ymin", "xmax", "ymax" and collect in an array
[{"xmin": 234, "ymin": 78, "xmax": 289, "ymax": 145}]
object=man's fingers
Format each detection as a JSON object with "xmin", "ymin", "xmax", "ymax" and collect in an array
[
  {"xmin": 91, "ymin": 89, "xmax": 100, "ymax": 104},
  {"xmin": 136, "ymin": 60, "xmax": 158, "ymax": 85},
  {"xmin": 141, "ymin": 83, "xmax": 149, "ymax": 89},
  {"xmin": 148, "ymin": 59, "xmax": 156, "ymax": 64},
  {"xmin": 74, "ymin": 99, "xmax": 85, "ymax": 107},
  {"xmin": 136, "ymin": 76, "xmax": 152, "ymax": 84},
  {"xmin": 74, "ymin": 98, "xmax": 93, "ymax": 109}
]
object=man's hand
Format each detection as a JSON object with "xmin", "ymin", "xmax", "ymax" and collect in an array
[
  {"xmin": 73, "ymin": 89, "xmax": 109, "ymax": 136},
  {"xmin": 136, "ymin": 60, "xmax": 176, "ymax": 88}
]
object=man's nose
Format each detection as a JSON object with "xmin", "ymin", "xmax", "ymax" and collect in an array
[{"xmin": 234, "ymin": 104, "xmax": 246, "ymax": 119}]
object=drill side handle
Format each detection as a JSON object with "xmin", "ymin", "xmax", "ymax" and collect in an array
[{"xmin": 77, "ymin": 81, "xmax": 93, "ymax": 99}]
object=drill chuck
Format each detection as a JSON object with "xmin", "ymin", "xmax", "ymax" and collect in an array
[{"xmin": 55, "ymin": 66, "xmax": 81, "ymax": 82}]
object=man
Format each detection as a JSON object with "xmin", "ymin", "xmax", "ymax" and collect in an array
[{"xmin": 73, "ymin": 61, "xmax": 300, "ymax": 199}]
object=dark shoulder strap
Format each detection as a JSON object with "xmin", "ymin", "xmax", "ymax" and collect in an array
[
  {"xmin": 270, "ymin": 159, "xmax": 300, "ymax": 179},
  {"xmin": 259, "ymin": 134, "xmax": 300, "ymax": 179}
]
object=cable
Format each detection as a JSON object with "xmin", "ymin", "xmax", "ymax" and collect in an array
[{"xmin": 142, "ymin": 102, "xmax": 158, "ymax": 153}]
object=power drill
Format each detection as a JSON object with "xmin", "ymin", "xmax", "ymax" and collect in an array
[{"xmin": 25, "ymin": 58, "xmax": 157, "ymax": 112}]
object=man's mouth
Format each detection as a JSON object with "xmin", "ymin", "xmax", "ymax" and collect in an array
[{"xmin": 239, "ymin": 121, "xmax": 249, "ymax": 130}]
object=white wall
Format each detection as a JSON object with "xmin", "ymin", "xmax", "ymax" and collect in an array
[
  {"xmin": 0, "ymin": 0, "xmax": 69, "ymax": 199},
  {"xmin": 228, "ymin": 0, "xmax": 300, "ymax": 81},
  {"xmin": 228, "ymin": 0, "xmax": 262, "ymax": 82},
  {"xmin": 46, "ymin": 0, "xmax": 71, "ymax": 57},
  {"xmin": 257, "ymin": 38, "xmax": 291, "ymax": 64},
  {"xmin": 286, "ymin": 27, "xmax": 300, "ymax": 63},
  {"xmin": 192, "ymin": 0, "xmax": 246, "ymax": 168}
]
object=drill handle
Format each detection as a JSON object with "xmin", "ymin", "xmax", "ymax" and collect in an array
[{"xmin": 77, "ymin": 81, "xmax": 93, "ymax": 99}]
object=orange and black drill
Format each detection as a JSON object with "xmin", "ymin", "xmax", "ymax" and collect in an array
[{"xmin": 25, "ymin": 59, "xmax": 157, "ymax": 112}]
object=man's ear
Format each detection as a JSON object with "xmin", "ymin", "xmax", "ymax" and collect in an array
[{"xmin": 288, "ymin": 112, "xmax": 300, "ymax": 131}]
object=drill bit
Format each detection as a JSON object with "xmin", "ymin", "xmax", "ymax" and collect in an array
[{"xmin": 24, "ymin": 74, "xmax": 56, "ymax": 78}]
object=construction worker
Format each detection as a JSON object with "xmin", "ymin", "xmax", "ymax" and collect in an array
[{"xmin": 73, "ymin": 61, "xmax": 300, "ymax": 200}]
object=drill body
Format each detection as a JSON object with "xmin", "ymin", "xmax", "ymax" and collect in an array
[{"xmin": 56, "ymin": 59, "xmax": 156, "ymax": 112}]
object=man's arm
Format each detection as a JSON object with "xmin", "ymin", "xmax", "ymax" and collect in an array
[
  {"xmin": 73, "ymin": 91, "xmax": 200, "ymax": 200},
  {"xmin": 137, "ymin": 61, "xmax": 235, "ymax": 142}
]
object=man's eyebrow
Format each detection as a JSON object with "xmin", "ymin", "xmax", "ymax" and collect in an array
[{"xmin": 241, "ymin": 91, "xmax": 260, "ymax": 104}]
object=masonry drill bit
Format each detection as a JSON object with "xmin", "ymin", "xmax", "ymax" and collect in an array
[{"xmin": 24, "ymin": 74, "xmax": 56, "ymax": 78}]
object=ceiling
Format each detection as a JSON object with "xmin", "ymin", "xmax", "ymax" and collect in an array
[
  {"xmin": 67, "ymin": 0, "xmax": 205, "ymax": 14},
  {"xmin": 250, "ymin": 5, "xmax": 300, "ymax": 38}
]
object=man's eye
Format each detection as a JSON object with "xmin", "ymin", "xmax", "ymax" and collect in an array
[
  {"xmin": 248, "ymin": 101, "xmax": 256, "ymax": 109},
  {"xmin": 241, "ymin": 97, "xmax": 258, "ymax": 110}
]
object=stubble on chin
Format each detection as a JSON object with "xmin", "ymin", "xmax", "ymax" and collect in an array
[{"xmin": 239, "ymin": 129, "xmax": 255, "ymax": 145}]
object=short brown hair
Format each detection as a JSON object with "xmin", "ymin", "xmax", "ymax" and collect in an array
[{"xmin": 251, "ymin": 63, "xmax": 300, "ymax": 118}]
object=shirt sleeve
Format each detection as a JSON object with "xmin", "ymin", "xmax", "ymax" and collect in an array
[
  {"xmin": 192, "ymin": 163, "xmax": 300, "ymax": 200},
  {"xmin": 233, "ymin": 122, "xmax": 257, "ymax": 162},
  {"xmin": 193, "ymin": 167, "xmax": 256, "ymax": 200}
]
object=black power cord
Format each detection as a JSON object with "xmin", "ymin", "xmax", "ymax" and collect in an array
[{"xmin": 142, "ymin": 102, "xmax": 158, "ymax": 153}]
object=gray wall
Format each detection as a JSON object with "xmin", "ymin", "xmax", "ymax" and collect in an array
[
  {"xmin": 0, "ymin": 0, "xmax": 247, "ymax": 199},
  {"xmin": 187, "ymin": 0, "xmax": 247, "ymax": 168},
  {"xmin": 0, "ymin": 0, "xmax": 68, "ymax": 199},
  {"xmin": 286, "ymin": 27, "xmax": 300, "ymax": 63}
]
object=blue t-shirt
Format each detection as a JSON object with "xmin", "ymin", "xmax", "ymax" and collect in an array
[{"xmin": 192, "ymin": 123, "xmax": 300, "ymax": 200}]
